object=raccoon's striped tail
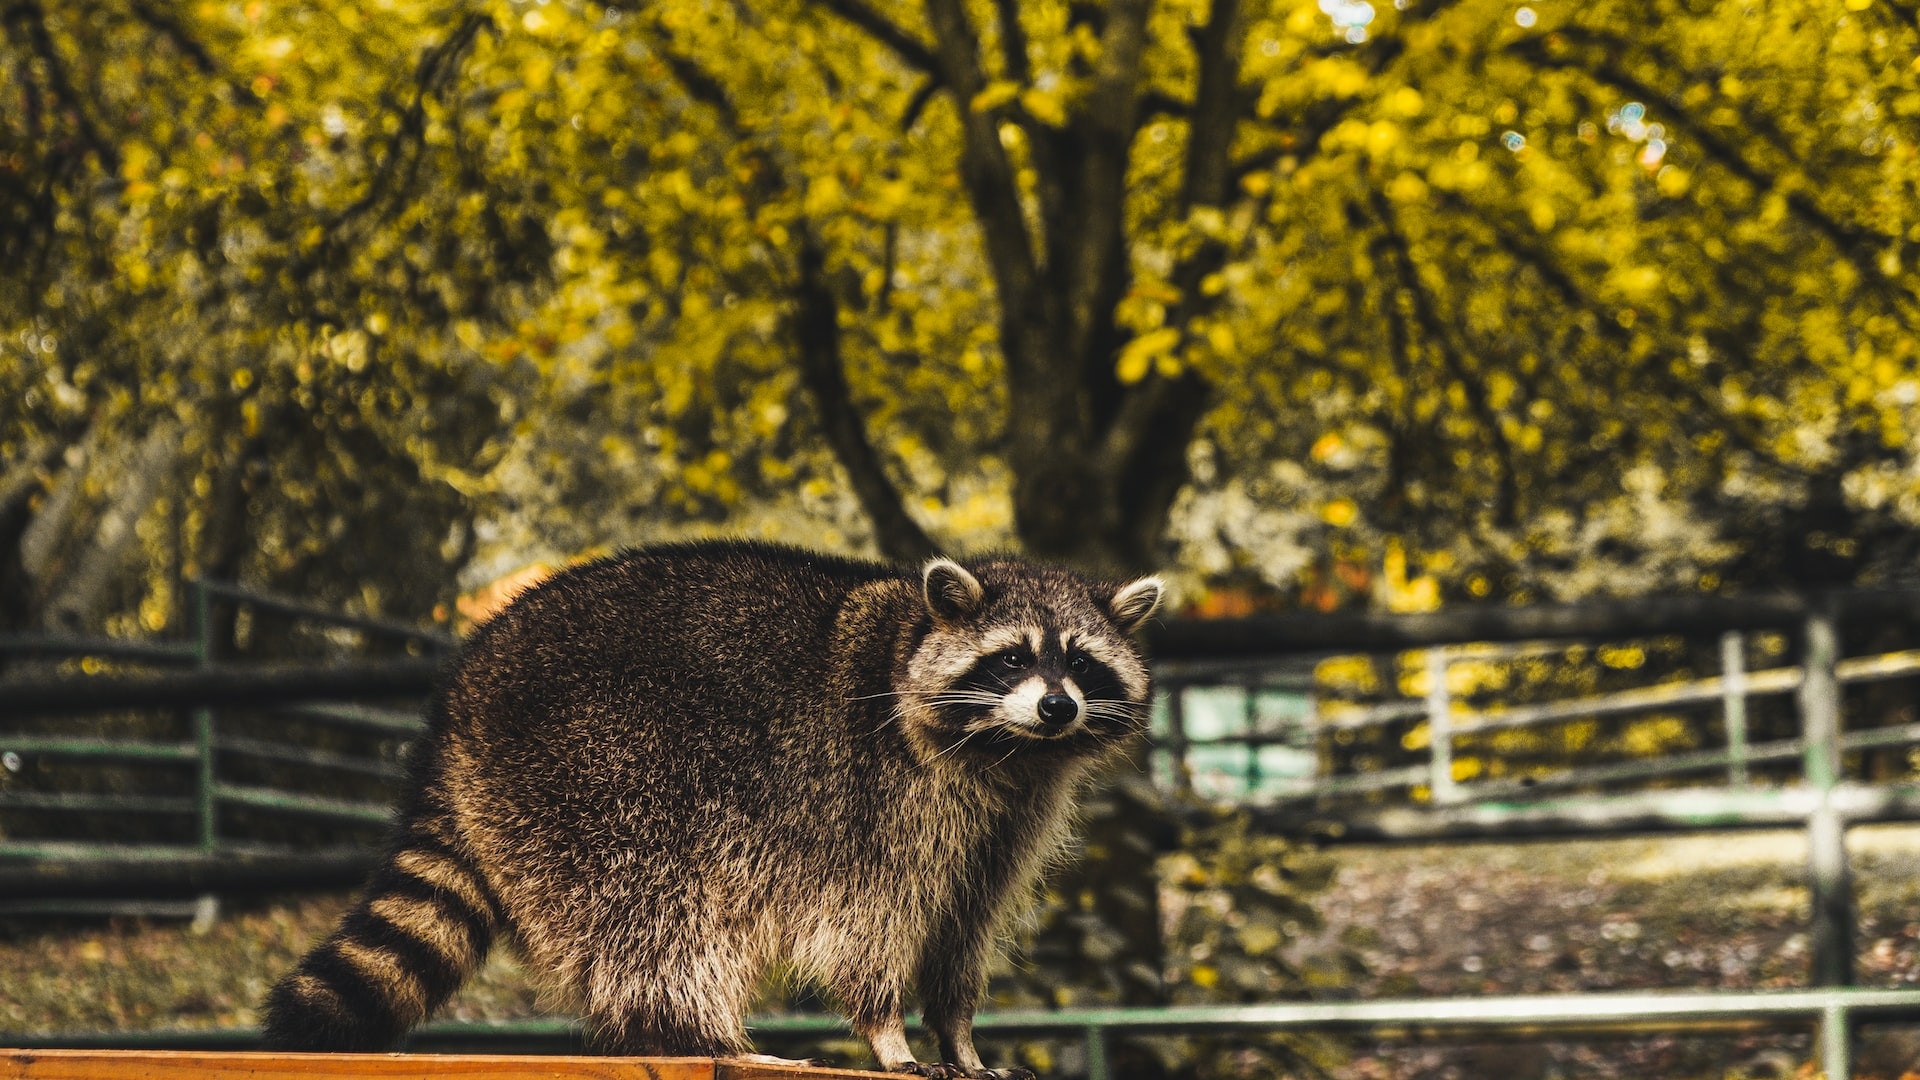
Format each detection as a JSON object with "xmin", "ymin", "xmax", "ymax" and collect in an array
[{"xmin": 262, "ymin": 824, "xmax": 506, "ymax": 1050}]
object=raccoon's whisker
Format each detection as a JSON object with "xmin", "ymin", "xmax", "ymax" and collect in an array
[
  {"xmin": 924, "ymin": 695, "xmax": 1008, "ymax": 710},
  {"xmin": 1083, "ymin": 701, "xmax": 1149, "ymax": 714},
  {"xmin": 930, "ymin": 727, "xmax": 985, "ymax": 762},
  {"xmin": 859, "ymin": 701, "xmax": 917, "ymax": 738}
]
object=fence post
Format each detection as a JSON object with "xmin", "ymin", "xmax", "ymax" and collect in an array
[
  {"xmin": 187, "ymin": 580, "xmax": 217, "ymax": 855},
  {"xmin": 1243, "ymin": 677, "xmax": 1261, "ymax": 796},
  {"xmin": 1720, "ymin": 631, "xmax": 1749, "ymax": 787},
  {"xmin": 1817, "ymin": 1001, "xmax": 1852, "ymax": 1080},
  {"xmin": 1083, "ymin": 1024, "xmax": 1108, "ymax": 1080},
  {"xmin": 1425, "ymin": 647, "xmax": 1457, "ymax": 804},
  {"xmin": 1800, "ymin": 603, "xmax": 1853, "ymax": 989},
  {"xmin": 1166, "ymin": 680, "xmax": 1191, "ymax": 797}
]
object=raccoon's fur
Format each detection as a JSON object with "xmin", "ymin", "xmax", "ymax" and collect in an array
[{"xmin": 263, "ymin": 540, "xmax": 1163, "ymax": 1077}]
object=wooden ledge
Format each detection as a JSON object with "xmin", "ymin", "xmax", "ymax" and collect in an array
[{"xmin": 2, "ymin": 1050, "xmax": 883, "ymax": 1080}]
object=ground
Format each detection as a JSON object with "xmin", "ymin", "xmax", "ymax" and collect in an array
[
  {"xmin": 1308, "ymin": 825, "xmax": 1920, "ymax": 1080},
  {"xmin": 2, "ymin": 827, "xmax": 1919, "ymax": 1079}
]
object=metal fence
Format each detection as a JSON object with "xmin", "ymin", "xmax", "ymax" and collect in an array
[
  {"xmin": 10, "ymin": 587, "xmax": 1920, "ymax": 1076},
  {"xmin": 1146, "ymin": 590, "xmax": 1920, "ymax": 1077},
  {"xmin": 0, "ymin": 580, "xmax": 449, "ymax": 908}
]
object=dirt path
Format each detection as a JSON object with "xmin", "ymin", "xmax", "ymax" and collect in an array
[{"xmin": 1313, "ymin": 826, "xmax": 1920, "ymax": 1079}]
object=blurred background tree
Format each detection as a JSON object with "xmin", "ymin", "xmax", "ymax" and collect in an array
[
  {"xmin": 4, "ymin": 0, "xmax": 1920, "ymax": 632},
  {"xmin": 4, "ymin": 1, "xmax": 1917, "ymax": 1070}
]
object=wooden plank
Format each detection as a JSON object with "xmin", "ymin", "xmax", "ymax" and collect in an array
[{"xmin": 0, "ymin": 1051, "xmax": 882, "ymax": 1080}]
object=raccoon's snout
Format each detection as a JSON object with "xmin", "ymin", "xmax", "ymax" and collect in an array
[{"xmin": 1036, "ymin": 693, "xmax": 1079, "ymax": 728}]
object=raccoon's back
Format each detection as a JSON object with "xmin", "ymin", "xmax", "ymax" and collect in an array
[
  {"xmin": 428, "ymin": 542, "xmax": 905, "ymax": 862},
  {"xmin": 451, "ymin": 540, "xmax": 894, "ymax": 729}
]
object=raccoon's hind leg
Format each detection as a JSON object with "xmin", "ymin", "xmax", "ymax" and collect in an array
[
  {"xmin": 579, "ymin": 926, "xmax": 762, "ymax": 1057},
  {"xmin": 262, "ymin": 823, "xmax": 505, "ymax": 1050}
]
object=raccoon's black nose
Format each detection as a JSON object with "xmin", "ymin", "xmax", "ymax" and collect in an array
[{"xmin": 1037, "ymin": 693, "xmax": 1079, "ymax": 728}]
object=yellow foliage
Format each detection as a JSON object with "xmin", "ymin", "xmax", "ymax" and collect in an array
[
  {"xmin": 1117, "ymin": 327, "xmax": 1181, "ymax": 384},
  {"xmin": 7, "ymin": 0, "xmax": 1920, "ymax": 631}
]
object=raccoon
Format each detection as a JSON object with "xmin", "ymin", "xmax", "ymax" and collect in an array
[{"xmin": 263, "ymin": 540, "xmax": 1163, "ymax": 1078}]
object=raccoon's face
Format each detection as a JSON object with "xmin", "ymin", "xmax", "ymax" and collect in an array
[{"xmin": 898, "ymin": 557, "xmax": 1163, "ymax": 767}]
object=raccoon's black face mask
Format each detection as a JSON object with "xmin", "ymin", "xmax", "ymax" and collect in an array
[{"xmin": 900, "ymin": 558, "xmax": 1162, "ymax": 765}]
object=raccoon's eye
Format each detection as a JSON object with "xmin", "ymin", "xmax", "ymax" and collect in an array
[
  {"xmin": 1000, "ymin": 650, "xmax": 1029, "ymax": 670},
  {"xmin": 1068, "ymin": 653, "xmax": 1090, "ymax": 675}
]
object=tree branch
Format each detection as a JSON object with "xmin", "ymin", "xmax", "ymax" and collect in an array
[
  {"xmin": 793, "ymin": 234, "xmax": 938, "ymax": 562},
  {"xmin": 655, "ymin": 40, "xmax": 743, "ymax": 131},
  {"xmin": 127, "ymin": 0, "xmax": 215, "ymax": 72},
  {"xmin": 1180, "ymin": 0, "xmax": 1243, "ymax": 213},
  {"xmin": 1369, "ymin": 190, "xmax": 1520, "ymax": 526},
  {"xmin": 1509, "ymin": 35, "xmax": 1904, "ymax": 299},
  {"xmin": 336, "ymin": 10, "xmax": 491, "ymax": 221},
  {"xmin": 640, "ymin": 39, "xmax": 934, "ymax": 561},
  {"xmin": 1063, "ymin": 0, "xmax": 1152, "ymax": 357},
  {"xmin": 1444, "ymin": 191, "xmax": 1793, "ymax": 469},
  {"xmin": 920, "ymin": 0, "xmax": 1047, "ymax": 367},
  {"xmin": 4, "ymin": 0, "xmax": 120, "ymax": 172},
  {"xmin": 1135, "ymin": 89, "xmax": 1191, "ymax": 130},
  {"xmin": 991, "ymin": 0, "xmax": 1028, "ymax": 82},
  {"xmin": 900, "ymin": 75, "xmax": 940, "ymax": 130},
  {"xmin": 809, "ymin": 0, "xmax": 942, "ymax": 77},
  {"xmin": 1101, "ymin": 368, "xmax": 1212, "ymax": 565}
]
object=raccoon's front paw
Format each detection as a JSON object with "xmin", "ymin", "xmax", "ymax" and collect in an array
[
  {"xmin": 885, "ymin": 1064, "xmax": 967, "ymax": 1079},
  {"xmin": 885, "ymin": 1064, "xmax": 1034, "ymax": 1080}
]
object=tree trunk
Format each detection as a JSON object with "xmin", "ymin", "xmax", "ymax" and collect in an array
[
  {"xmin": 43, "ymin": 420, "xmax": 182, "ymax": 632},
  {"xmin": 0, "ymin": 437, "xmax": 60, "ymax": 635}
]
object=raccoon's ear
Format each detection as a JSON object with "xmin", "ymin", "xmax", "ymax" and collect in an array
[
  {"xmin": 923, "ymin": 558, "xmax": 985, "ymax": 623},
  {"xmin": 1105, "ymin": 575, "xmax": 1165, "ymax": 634}
]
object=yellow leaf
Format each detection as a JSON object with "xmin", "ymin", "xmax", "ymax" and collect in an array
[
  {"xmin": 1321, "ymin": 498, "xmax": 1357, "ymax": 526},
  {"xmin": 120, "ymin": 142, "xmax": 157, "ymax": 183},
  {"xmin": 971, "ymin": 80, "xmax": 1020, "ymax": 113},
  {"xmin": 804, "ymin": 175, "xmax": 845, "ymax": 216},
  {"xmin": 523, "ymin": 55, "xmax": 552, "ymax": 89},
  {"xmin": 1387, "ymin": 87, "xmax": 1424, "ymax": 117},
  {"xmin": 1612, "ymin": 266, "xmax": 1662, "ymax": 300},
  {"xmin": 1366, "ymin": 120, "xmax": 1401, "ymax": 157},
  {"xmin": 1116, "ymin": 327, "xmax": 1180, "ymax": 384},
  {"xmin": 1205, "ymin": 322, "xmax": 1236, "ymax": 358},
  {"xmin": 1019, "ymin": 87, "xmax": 1067, "ymax": 126},
  {"xmin": 1387, "ymin": 172, "xmax": 1429, "ymax": 203}
]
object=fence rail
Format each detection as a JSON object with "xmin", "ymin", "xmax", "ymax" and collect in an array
[
  {"xmin": 0, "ymin": 580, "xmax": 445, "ymax": 871},
  {"xmin": 15, "ymin": 987, "xmax": 1920, "ymax": 1079},
  {"xmin": 1145, "ymin": 593, "xmax": 1920, "ymax": 1075}
]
